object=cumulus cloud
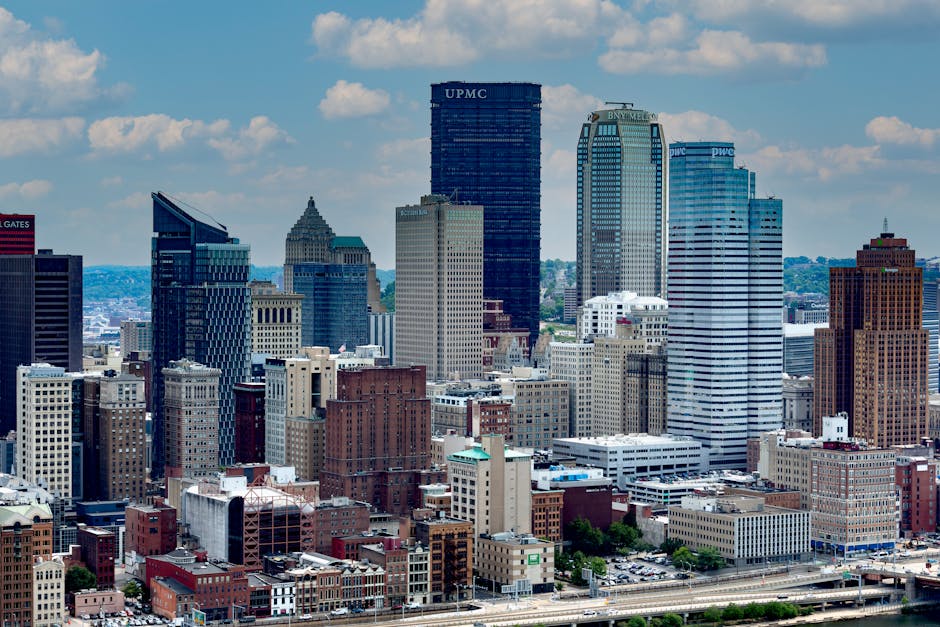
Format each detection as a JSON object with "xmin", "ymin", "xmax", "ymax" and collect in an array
[
  {"xmin": 311, "ymin": 0, "xmax": 625, "ymax": 68},
  {"xmin": 207, "ymin": 116, "xmax": 294, "ymax": 160},
  {"xmin": 88, "ymin": 114, "xmax": 291, "ymax": 161},
  {"xmin": 0, "ymin": 179, "xmax": 53, "ymax": 200},
  {"xmin": 684, "ymin": 0, "xmax": 940, "ymax": 40},
  {"xmin": 542, "ymin": 85, "xmax": 605, "ymax": 130},
  {"xmin": 600, "ymin": 29, "xmax": 826, "ymax": 77},
  {"xmin": 866, "ymin": 116, "xmax": 940, "ymax": 147},
  {"xmin": 88, "ymin": 114, "xmax": 228, "ymax": 153},
  {"xmin": 258, "ymin": 165, "xmax": 312, "ymax": 187},
  {"xmin": 0, "ymin": 7, "xmax": 126, "ymax": 114},
  {"xmin": 375, "ymin": 137, "xmax": 428, "ymax": 162},
  {"xmin": 99, "ymin": 175, "xmax": 123, "ymax": 187},
  {"xmin": 658, "ymin": 110, "xmax": 761, "ymax": 149},
  {"xmin": 0, "ymin": 117, "xmax": 84, "ymax": 157},
  {"xmin": 319, "ymin": 80, "xmax": 391, "ymax": 119},
  {"xmin": 746, "ymin": 143, "xmax": 883, "ymax": 181}
]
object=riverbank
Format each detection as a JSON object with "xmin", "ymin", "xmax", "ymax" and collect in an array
[{"xmin": 752, "ymin": 601, "xmax": 937, "ymax": 626}]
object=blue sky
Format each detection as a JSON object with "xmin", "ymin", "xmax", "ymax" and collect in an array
[{"xmin": 2, "ymin": 1, "xmax": 940, "ymax": 268}]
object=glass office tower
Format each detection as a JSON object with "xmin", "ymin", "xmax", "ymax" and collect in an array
[
  {"xmin": 667, "ymin": 142, "xmax": 783, "ymax": 470},
  {"xmin": 576, "ymin": 105, "xmax": 667, "ymax": 302},
  {"xmin": 431, "ymin": 82, "xmax": 541, "ymax": 347},
  {"xmin": 151, "ymin": 192, "xmax": 251, "ymax": 476},
  {"xmin": 291, "ymin": 262, "xmax": 368, "ymax": 352}
]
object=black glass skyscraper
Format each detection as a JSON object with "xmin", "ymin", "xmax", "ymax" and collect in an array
[
  {"xmin": 150, "ymin": 192, "xmax": 251, "ymax": 476},
  {"xmin": 431, "ymin": 82, "xmax": 541, "ymax": 347},
  {"xmin": 0, "ymin": 250, "xmax": 82, "ymax": 433}
]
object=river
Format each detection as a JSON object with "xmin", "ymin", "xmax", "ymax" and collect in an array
[{"xmin": 828, "ymin": 609, "xmax": 940, "ymax": 626}]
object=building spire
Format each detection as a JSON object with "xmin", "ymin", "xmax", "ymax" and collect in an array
[{"xmin": 882, "ymin": 217, "xmax": 889, "ymax": 235}]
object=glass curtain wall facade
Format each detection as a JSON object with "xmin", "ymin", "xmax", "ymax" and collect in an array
[
  {"xmin": 292, "ymin": 263, "xmax": 368, "ymax": 352},
  {"xmin": 431, "ymin": 82, "xmax": 541, "ymax": 347},
  {"xmin": 667, "ymin": 142, "xmax": 783, "ymax": 470},
  {"xmin": 576, "ymin": 107, "xmax": 666, "ymax": 303},
  {"xmin": 151, "ymin": 192, "xmax": 251, "ymax": 476}
]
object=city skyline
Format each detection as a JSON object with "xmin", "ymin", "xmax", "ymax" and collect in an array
[{"xmin": 1, "ymin": 2, "xmax": 939, "ymax": 268}]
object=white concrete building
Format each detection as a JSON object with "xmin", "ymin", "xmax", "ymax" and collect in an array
[
  {"xmin": 475, "ymin": 533, "xmax": 555, "ymax": 595},
  {"xmin": 163, "ymin": 359, "xmax": 220, "ymax": 479},
  {"xmin": 552, "ymin": 433, "xmax": 706, "ymax": 490},
  {"xmin": 448, "ymin": 434, "xmax": 531, "ymax": 537},
  {"xmin": 548, "ymin": 341, "xmax": 594, "ymax": 437},
  {"xmin": 16, "ymin": 364, "xmax": 73, "ymax": 500},
  {"xmin": 33, "ymin": 556, "xmax": 65, "ymax": 627},
  {"xmin": 250, "ymin": 280, "xmax": 303, "ymax": 360},
  {"xmin": 577, "ymin": 291, "xmax": 668, "ymax": 344}
]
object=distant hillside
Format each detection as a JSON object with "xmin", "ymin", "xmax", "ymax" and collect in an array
[{"xmin": 84, "ymin": 265, "xmax": 283, "ymax": 306}]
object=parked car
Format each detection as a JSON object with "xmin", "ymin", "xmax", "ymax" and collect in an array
[{"xmin": 330, "ymin": 608, "xmax": 349, "ymax": 616}]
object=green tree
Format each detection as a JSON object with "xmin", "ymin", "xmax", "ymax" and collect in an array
[
  {"xmin": 65, "ymin": 566, "xmax": 96, "ymax": 593},
  {"xmin": 566, "ymin": 517, "xmax": 606, "ymax": 555},
  {"xmin": 780, "ymin": 604, "xmax": 799, "ymax": 619},
  {"xmin": 122, "ymin": 580, "xmax": 143, "ymax": 599},
  {"xmin": 721, "ymin": 605, "xmax": 743, "ymax": 621},
  {"xmin": 608, "ymin": 521, "xmax": 640, "ymax": 549},
  {"xmin": 695, "ymin": 547, "xmax": 725, "ymax": 571},
  {"xmin": 763, "ymin": 602, "xmax": 785, "ymax": 621},
  {"xmin": 380, "ymin": 280, "xmax": 395, "ymax": 311},
  {"xmin": 588, "ymin": 556, "xmax": 607, "ymax": 578},
  {"xmin": 672, "ymin": 546, "xmax": 695, "ymax": 570},
  {"xmin": 741, "ymin": 603, "xmax": 765, "ymax": 620},
  {"xmin": 659, "ymin": 614, "xmax": 683, "ymax": 627},
  {"xmin": 555, "ymin": 550, "xmax": 573, "ymax": 573},
  {"xmin": 701, "ymin": 607, "xmax": 722, "ymax": 624},
  {"xmin": 622, "ymin": 618, "xmax": 647, "ymax": 627},
  {"xmin": 660, "ymin": 538, "xmax": 683, "ymax": 555}
]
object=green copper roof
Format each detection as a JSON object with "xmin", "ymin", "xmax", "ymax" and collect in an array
[
  {"xmin": 448, "ymin": 448, "xmax": 492, "ymax": 463},
  {"xmin": 0, "ymin": 503, "xmax": 53, "ymax": 526},
  {"xmin": 332, "ymin": 236, "xmax": 367, "ymax": 249}
]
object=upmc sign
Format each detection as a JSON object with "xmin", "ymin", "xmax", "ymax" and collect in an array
[{"xmin": 444, "ymin": 88, "xmax": 487, "ymax": 99}]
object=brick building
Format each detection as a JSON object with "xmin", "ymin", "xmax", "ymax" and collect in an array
[
  {"xmin": 322, "ymin": 366, "xmax": 433, "ymax": 515},
  {"xmin": 312, "ymin": 496, "xmax": 371, "ymax": 554},
  {"xmin": 125, "ymin": 502, "xmax": 178, "ymax": 557},
  {"xmin": 234, "ymin": 382, "xmax": 266, "ymax": 464},
  {"xmin": 530, "ymin": 489, "xmax": 563, "ymax": 542},
  {"xmin": 414, "ymin": 517, "xmax": 473, "ymax": 603},
  {"xmin": 146, "ymin": 550, "xmax": 249, "ymax": 621},
  {"xmin": 896, "ymin": 456, "xmax": 938, "ymax": 536},
  {"xmin": 78, "ymin": 526, "xmax": 116, "ymax": 589},
  {"xmin": 0, "ymin": 504, "xmax": 54, "ymax": 627}
]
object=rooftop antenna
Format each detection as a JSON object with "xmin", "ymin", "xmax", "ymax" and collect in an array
[
  {"xmin": 882, "ymin": 217, "xmax": 889, "ymax": 234},
  {"xmin": 605, "ymin": 101, "xmax": 634, "ymax": 109}
]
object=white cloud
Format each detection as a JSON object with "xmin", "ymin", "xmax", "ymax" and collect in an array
[
  {"xmin": 0, "ymin": 179, "xmax": 53, "ymax": 200},
  {"xmin": 0, "ymin": 7, "xmax": 125, "ymax": 114},
  {"xmin": 99, "ymin": 175, "xmax": 123, "ymax": 187},
  {"xmin": 258, "ymin": 165, "xmax": 312, "ymax": 187},
  {"xmin": 311, "ymin": 0, "xmax": 626, "ymax": 68},
  {"xmin": 541, "ymin": 85, "xmax": 604, "ymax": 130},
  {"xmin": 88, "ymin": 114, "xmax": 228, "ymax": 153},
  {"xmin": 685, "ymin": 0, "xmax": 940, "ymax": 38},
  {"xmin": 318, "ymin": 80, "xmax": 391, "ymax": 119},
  {"xmin": 107, "ymin": 191, "xmax": 150, "ymax": 209},
  {"xmin": 866, "ymin": 116, "xmax": 940, "ymax": 147},
  {"xmin": 207, "ymin": 116, "xmax": 294, "ymax": 160},
  {"xmin": 88, "ymin": 114, "xmax": 291, "ymax": 161},
  {"xmin": 600, "ymin": 29, "xmax": 826, "ymax": 77},
  {"xmin": 375, "ymin": 137, "xmax": 429, "ymax": 162},
  {"xmin": 745, "ymin": 143, "xmax": 883, "ymax": 181},
  {"xmin": 0, "ymin": 117, "xmax": 84, "ymax": 157},
  {"xmin": 658, "ymin": 110, "xmax": 761, "ymax": 149}
]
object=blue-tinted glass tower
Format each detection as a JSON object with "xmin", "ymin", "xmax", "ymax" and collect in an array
[
  {"xmin": 667, "ymin": 143, "xmax": 782, "ymax": 470},
  {"xmin": 576, "ymin": 106, "xmax": 667, "ymax": 303},
  {"xmin": 151, "ymin": 192, "xmax": 251, "ymax": 476},
  {"xmin": 431, "ymin": 82, "xmax": 541, "ymax": 347},
  {"xmin": 923, "ymin": 278, "xmax": 939, "ymax": 393},
  {"xmin": 292, "ymin": 262, "xmax": 368, "ymax": 352}
]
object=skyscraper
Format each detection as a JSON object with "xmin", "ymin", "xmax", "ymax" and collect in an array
[
  {"xmin": 0, "ymin": 213, "xmax": 35, "ymax": 254},
  {"xmin": 16, "ymin": 364, "xmax": 74, "ymax": 500},
  {"xmin": 291, "ymin": 262, "xmax": 368, "ymax": 351},
  {"xmin": 431, "ymin": 82, "xmax": 541, "ymax": 346},
  {"xmin": 163, "ymin": 359, "xmax": 221, "ymax": 479},
  {"xmin": 151, "ymin": 192, "xmax": 251, "ymax": 475},
  {"xmin": 321, "ymin": 366, "xmax": 433, "ymax": 515},
  {"xmin": 814, "ymin": 230, "xmax": 929, "ymax": 446},
  {"xmin": 576, "ymin": 105, "xmax": 667, "ymax": 302},
  {"xmin": 395, "ymin": 194, "xmax": 484, "ymax": 380},
  {"xmin": 667, "ymin": 142, "xmax": 783, "ymax": 470},
  {"xmin": 0, "ymin": 250, "xmax": 82, "ymax": 433}
]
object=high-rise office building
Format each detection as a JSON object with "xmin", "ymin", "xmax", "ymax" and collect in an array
[
  {"xmin": 163, "ymin": 359, "xmax": 221, "ymax": 479},
  {"xmin": 395, "ymin": 195, "xmax": 484, "ymax": 380},
  {"xmin": 667, "ymin": 142, "xmax": 783, "ymax": 470},
  {"xmin": 120, "ymin": 320, "xmax": 153, "ymax": 355},
  {"xmin": 0, "ymin": 214, "xmax": 35, "ymax": 254},
  {"xmin": 0, "ymin": 250, "xmax": 82, "ymax": 434},
  {"xmin": 814, "ymin": 230, "xmax": 929, "ymax": 446},
  {"xmin": 16, "ymin": 364, "xmax": 74, "ymax": 500},
  {"xmin": 369, "ymin": 312, "xmax": 395, "ymax": 365},
  {"xmin": 83, "ymin": 372, "xmax": 148, "ymax": 502},
  {"xmin": 284, "ymin": 196, "xmax": 385, "ymax": 313},
  {"xmin": 923, "ymin": 278, "xmax": 939, "ymax": 393},
  {"xmin": 249, "ymin": 280, "xmax": 302, "ymax": 359},
  {"xmin": 233, "ymin": 381, "xmax": 266, "ymax": 464},
  {"xmin": 548, "ymin": 341, "xmax": 594, "ymax": 437},
  {"xmin": 292, "ymin": 262, "xmax": 368, "ymax": 352},
  {"xmin": 576, "ymin": 105, "xmax": 667, "ymax": 302},
  {"xmin": 431, "ymin": 82, "xmax": 541, "ymax": 346},
  {"xmin": 321, "ymin": 366, "xmax": 433, "ymax": 515},
  {"xmin": 151, "ymin": 192, "xmax": 251, "ymax": 475}
]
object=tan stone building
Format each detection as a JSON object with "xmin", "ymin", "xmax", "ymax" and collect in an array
[
  {"xmin": 32, "ymin": 556, "xmax": 65, "ymax": 627},
  {"xmin": 757, "ymin": 428, "xmax": 815, "ymax": 509},
  {"xmin": 163, "ymin": 359, "xmax": 221, "ymax": 479},
  {"xmin": 475, "ymin": 533, "xmax": 555, "ymax": 595},
  {"xmin": 250, "ymin": 280, "xmax": 302, "ymax": 359},
  {"xmin": 548, "ymin": 341, "xmax": 594, "ymax": 437},
  {"xmin": 85, "ymin": 372, "xmax": 148, "ymax": 501},
  {"xmin": 285, "ymin": 415, "xmax": 325, "ymax": 481},
  {"xmin": 395, "ymin": 195, "xmax": 484, "ymax": 380},
  {"xmin": 16, "ymin": 364, "xmax": 74, "ymax": 500},
  {"xmin": 668, "ymin": 495, "xmax": 810, "ymax": 567},
  {"xmin": 506, "ymin": 377, "xmax": 570, "ymax": 450}
]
